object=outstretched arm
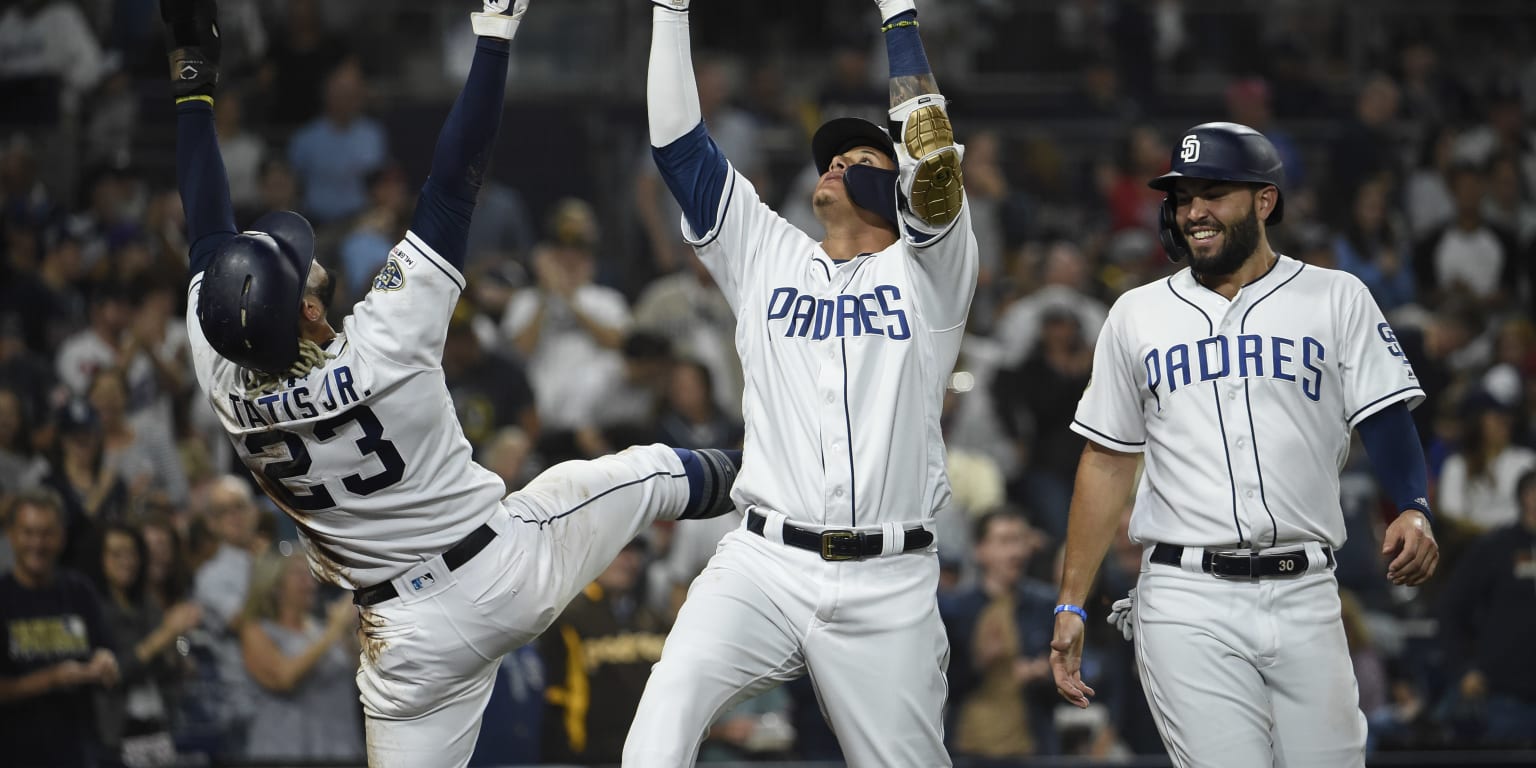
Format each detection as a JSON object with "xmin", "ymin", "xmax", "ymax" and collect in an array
[
  {"xmin": 647, "ymin": 0, "xmax": 730, "ymax": 239},
  {"xmin": 164, "ymin": 0, "xmax": 236, "ymax": 279},
  {"xmin": 409, "ymin": 1, "xmax": 527, "ymax": 270},
  {"xmin": 878, "ymin": 0, "xmax": 965, "ymax": 233}
]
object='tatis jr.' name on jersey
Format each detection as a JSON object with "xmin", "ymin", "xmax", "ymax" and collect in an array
[
  {"xmin": 765, "ymin": 284, "xmax": 911, "ymax": 340},
  {"xmin": 227, "ymin": 365, "xmax": 365, "ymax": 429}
]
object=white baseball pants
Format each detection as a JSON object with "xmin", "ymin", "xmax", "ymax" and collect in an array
[
  {"xmin": 353, "ymin": 445, "xmax": 693, "ymax": 768},
  {"xmin": 623, "ymin": 525, "xmax": 951, "ymax": 767},
  {"xmin": 1133, "ymin": 542, "xmax": 1367, "ymax": 768}
]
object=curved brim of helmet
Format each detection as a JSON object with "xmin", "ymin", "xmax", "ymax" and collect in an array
[
  {"xmin": 812, "ymin": 117, "xmax": 896, "ymax": 175},
  {"xmin": 1147, "ymin": 170, "xmax": 1185, "ymax": 192},
  {"xmin": 251, "ymin": 210, "xmax": 316, "ymax": 283}
]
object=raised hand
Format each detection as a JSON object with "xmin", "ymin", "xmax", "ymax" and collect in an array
[
  {"xmin": 159, "ymin": 0, "xmax": 220, "ymax": 101},
  {"xmin": 472, "ymin": 0, "xmax": 531, "ymax": 40}
]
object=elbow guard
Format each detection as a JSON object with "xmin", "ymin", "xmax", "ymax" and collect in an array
[{"xmin": 890, "ymin": 94, "xmax": 964, "ymax": 232}]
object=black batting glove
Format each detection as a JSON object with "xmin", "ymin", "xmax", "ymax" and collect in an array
[{"xmin": 161, "ymin": 0, "xmax": 221, "ymax": 101}]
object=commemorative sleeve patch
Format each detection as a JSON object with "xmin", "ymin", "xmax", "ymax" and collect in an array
[{"xmin": 373, "ymin": 258, "xmax": 406, "ymax": 291}]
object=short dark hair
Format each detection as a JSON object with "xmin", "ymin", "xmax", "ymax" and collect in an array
[
  {"xmin": 972, "ymin": 505, "xmax": 1030, "ymax": 546},
  {"xmin": 4, "ymin": 487, "xmax": 65, "ymax": 529}
]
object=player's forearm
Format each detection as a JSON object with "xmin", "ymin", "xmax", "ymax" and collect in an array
[
  {"xmin": 883, "ymin": 10, "xmax": 938, "ymax": 108},
  {"xmin": 647, "ymin": 4, "xmax": 701, "ymax": 148},
  {"xmin": 175, "ymin": 102, "xmax": 237, "ymax": 277},
  {"xmin": 1057, "ymin": 443, "xmax": 1139, "ymax": 606},
  {"xmin": 880, "ymin": 8, "xmax": 964, "ymax": 232}
]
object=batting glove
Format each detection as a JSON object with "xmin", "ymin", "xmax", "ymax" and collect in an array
[
  {"xmin": 1106, "ymin": 588, "xmax": 1136, "ymax": 642},
  {"xmin": 875, "ymin": 0, "xmax": 917, "ymax": 24},
  {"xmin": 471, "ymin": 0, "xmax": 530, "ymax": 40},
  {"xmin": 651, "ymin": 0, "xmax": 689, "ymax": 11},
  {"xmin": 160, "ymin": 0, "xmax": 220, "ymax": 101}
]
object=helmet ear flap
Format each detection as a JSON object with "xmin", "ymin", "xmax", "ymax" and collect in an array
[{"xmin": 1158, "ymin": 196, "xmax": 1188, "ymax": 263}]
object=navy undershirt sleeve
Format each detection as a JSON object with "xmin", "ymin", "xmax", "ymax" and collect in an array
[
  {"xmin": 175, "ymin": 101, "xmax": 238, "ymax": 279},
  {"xmin": 651, "ymin": 121, "xmax": 730, "ymax": 238},
  {"xmin": 410, "ymin": 37, "xmax": 511, "ymax": 270},
  {"xmin": 1356, "ymin": 401, "xmax": 1433, "ymax": 523}
]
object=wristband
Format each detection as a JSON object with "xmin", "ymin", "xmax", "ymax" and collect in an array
[{"xmin": 1055, "ymin": 603, "xmax": 1088, "ymax": 622}]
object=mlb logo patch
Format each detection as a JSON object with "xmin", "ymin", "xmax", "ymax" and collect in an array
[
  {"xmin": 374, "ymin": 258, "xmax": 406, "ymax": 292},
  {"xmin": 409, "ymin": 572, "xmax": 435, "ymax": 591}
]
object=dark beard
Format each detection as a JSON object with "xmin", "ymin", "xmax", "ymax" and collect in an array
[{"xmin": 1188, "ymin": 206, "xmax": 1261, "ymax": 279}]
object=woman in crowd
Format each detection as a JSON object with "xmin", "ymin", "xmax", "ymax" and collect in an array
[
  {"xmin": 238, "ymin": 550, "xmax": 364, "ymax": 762},
  {"xmin": 89, "ymin": 521, "xmax": 203, "ymax": 767}
]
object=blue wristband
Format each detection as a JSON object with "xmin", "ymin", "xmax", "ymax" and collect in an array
[{"xmin": 1055, "ymin": 603, "xmax": 1088, "ymax": 622}]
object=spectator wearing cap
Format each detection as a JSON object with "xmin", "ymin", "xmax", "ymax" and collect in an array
[
  {"xmin": 1438, "ymin": 469, "xmax": 1536, "ymax": 748},
  {"xmin": 41, "ymin": 398, "xmax": 128, "ymax": 572},
  {"xmin": 0, "ymin": 488, "xmax": 120, "ymax": 768},
  {"xmin": 1437, "ymin": 389, "xmax": 1536, "ymax": 531}
]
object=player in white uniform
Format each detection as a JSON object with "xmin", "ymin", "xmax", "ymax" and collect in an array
[
  {"xmin": 624, "ymin": 1, "xmax": 976, "ymax": 766},
  {"xmin": 162, "ymin": 1, "xmax": 740, "ymax": 765},
  {"xmin": 1049, "ymin": 122, "xmax": 1440, "ymax": 767}
]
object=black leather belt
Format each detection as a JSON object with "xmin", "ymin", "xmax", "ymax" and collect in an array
[
  {"xmin": 1150, "ymin": 543, "xmax": 1332, "ymax": 579},
  {"xmin": 353, "ymin": 523, "xmax": 497, "ymax": 607},
  {"xmin": 746, "ymin": 509, "xmax": 933, "ymax": 561}
]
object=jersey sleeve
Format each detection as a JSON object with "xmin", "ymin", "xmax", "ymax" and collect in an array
[
  {"xmin": 347, "ymin": 231, "xmax": 464, "ymax": 369},
  {"xmin": 689, "ymin": 167, "xmax": 818, "ymax": 313},
  {"xmin": 903, "ymin": 202, "xmax": 979, "ymax": 332},
  {"xmin": 1337, "ymin": 284, "xmax": 1425, "ymax": 427},
  {"xmin": 1071, "ymin": 303, "xmax": 1148, "ymax": 452}
]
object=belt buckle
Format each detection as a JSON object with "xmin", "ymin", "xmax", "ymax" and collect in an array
[{"xmin": 820, "ymin": 529, "xmax": 859, "ymax": 561}]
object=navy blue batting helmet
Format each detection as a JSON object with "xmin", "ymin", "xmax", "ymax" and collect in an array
[
  {"xmin": 196, "ymin": 210, "xmax": 316, "ymax": 375},
  {"xmin": 1150, "ymin": 122, "xmax": 1284, "ymax": 261}
]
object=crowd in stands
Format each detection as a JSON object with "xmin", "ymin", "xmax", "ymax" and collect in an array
[{"xmin": 3, "ymin": 0, "xmax": 1536, "ymax": 765}]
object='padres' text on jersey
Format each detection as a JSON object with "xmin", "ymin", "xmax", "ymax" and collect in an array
[
  {"xmin": 1072, "ymin": 256, "xmax": 1424, "ymax": 549},
  {"xmin": 188, "ymin": 232, "xmax": 506, "ymax": 589},
  {"xmin": 688, "ymin": 167, "xmax": 979, "ymax": 527}
]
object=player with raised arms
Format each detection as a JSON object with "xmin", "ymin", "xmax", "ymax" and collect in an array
[
  {"xmin": 1050, "ymin": 122, "xmax": 1439, "ymax": 767},
  {"xmin": 164, "ymin": 1, "xmax": 740, "ymax": 765},
  {"xmin": 625, "ymin": 0, "xmax": 977, "ymax": 765}
]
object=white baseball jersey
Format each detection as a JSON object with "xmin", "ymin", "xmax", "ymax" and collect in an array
[
  {"xmin": 187, "ymin": 231, "xmax": 506, "ymax": 590},
  {"xmin": 1072, "ymin": 255, "xmax": 1424, "ymax": 549},
  {"xmin": 687, "ymin": 167, "xmax": 978, "ymax": 527}
]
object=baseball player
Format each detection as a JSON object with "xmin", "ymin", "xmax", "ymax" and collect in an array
[
  {"xmin": 625, "ymin": 1, "xmax": 976, "ymax": 765},
  {"xmin": 1049, "ymin": 122, "xmax": 1440, "ymax": 767},
  {"xmin": 161, "ymin": 1, "xmax": 741, "ymax": 765}
]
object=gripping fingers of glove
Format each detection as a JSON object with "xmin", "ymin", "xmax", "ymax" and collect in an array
[
  {"xmin": 651, "ymin": 0, "xmax": 690, "ymax": 11},
  {"xmin": 472, "ymin": 0, "xmax": 530, "ymax": 39}
]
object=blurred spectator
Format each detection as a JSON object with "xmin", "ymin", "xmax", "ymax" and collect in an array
[
  {"xmin": 1404, "ymin": 125, "xmax": 1460, "ymax": 243},
  {"xmin": 1339, "ymin": 590, "xmax": 1389, "ymax": 743},
  {"xmin": 483, "ymin": 426, "xmax": 538, "ymax": 494},
  {"xmin": 1393, "ymin": 38, "xmax": 1468, "ymax": 143},
  {"xmin": 993, "ymin": 307, "xmax": 1093, "ymax": 540},
  {"xmin": 239, "ymin": 157, "xmax": 299, "ymax": 225},
  {"xmin": 1413, "ymin": 161, "xmax": 1520, "ymax": 308},
  {"xmin": 631, "ymin": 250, "xmax": 742, "ymax": 420},
  {"xmin": 941, "ymin": 507, "xmax": 1056, "ymax": 758},
  {"xmin": 1454, "ymin": 80, "xmax": 1536, "ymax": 194},
  {"xmin": 187, "ymin": 475, "xmax": 264, "ymax": 757},
  {"xmin": 1061, "ymin": 56, "xmax": 1139, "ymax": 121},
  {"xmin": 214, "ymin": 90, "xmax": 269, "ymax": 213},
  {"xmin": 68, "ymin": 163, "xmax": 143, "ymax": 271},
  {"xmin": 993, "ymin": 240, "xmax": 1107, "ymax": 368},
  {"xmin": 88, "ymin": 367, "xmax": 188, "ymax": 511},
  {"xmin": 238, "ymin": 551, "xmax": 363, "ymax": 762},
  {"xmin": 1436, "ymin": 391, "xmax": 1536, "ymax": 531},
  {"xmin": 1438, "ymin": 469, "xmax": 1536, "ymax": 748},
  {"xmin": 1326, "ymin": 73, "xmax": 1402, "ymax": 223},
  {"xmin": 337, "ymin": 162, "xmax": 411, "ymax": 300},
  {"xmin": 0, "ymin": 0, "xmax": 105, "ymax": 119},
  {"xmin": 55, "ymin": 280, "xmax": 130, "ymax": 398},
  {"xmin": 1097, "ymin": 124, "xmax": 1167, "ymax": 237},
  {"xmin": 120, "ymin": 274, "xmax": 192, "ymax": 427},
  {"xmin": 42, "ymin": 398, "xmax": 129, "ymax": 571},
  {"xmin": 5, "ymin": 230, "xmax": 87, "ymax": 357},
  {"xmin": 470, "ymin": 645, "xmax": 545, "ymax": 766},
  {"xmin": 0, "ymin": 312, "xmax": 56, "ymax": 434},
  {"xmin": 87, "ymin": 522, "xmax": 201, "ymax": 767},
  {"xmin": 258, "ymin": 0, "xmax": 349, "ymax": 126},
  {"xmin": 576, "ymin": 331, "xmax": 675, "ymax": 458},
  {"xmin": 0, "ymin": 488, "xmax": 119, "ymax": 768},
  {"xmin": 503, "ymin": 202, "xmax": 631, "ymax": 436},
  {"xmin": 0, "ymin": 384, "xmax": 46, "ymax": 493},
  {"xmin": 961, "ymin": 130, "xmax": 1012, "ymax": 327},
  {"xmin": 1482, "ymin": 151, "xmax": 1536, "ymax": 251},
  {"xmin": 0, "ymin": 134, "xmax": 53, "ymax": 227},
  {"xmin": 655, "ymin": 358, "xmax": 742, "ymax": 452},
  {"xmin": 539, "ymin": 539, "xmax": 665, "ymax": 765},
  {"xmin": 287, "ymin": 58, "xmax": 386, "ymax": 225},
  {"xmin": 444, "ymin": 301, "xmax": 539, "ymax": 457},
  {"xmin": 1333, "ymin": 175, "xmax": 1415, "ymax": 311},
  {"xmin": 699, "ymin": 687, "xmax": 797, "ymax": 762},
  {"xmin": 139, "ymin": 513, "xmax": 193, "ymax": 610},
  {"xmin": 465, "ymin": 179, "xmax": 536, "ymax": 274}
]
